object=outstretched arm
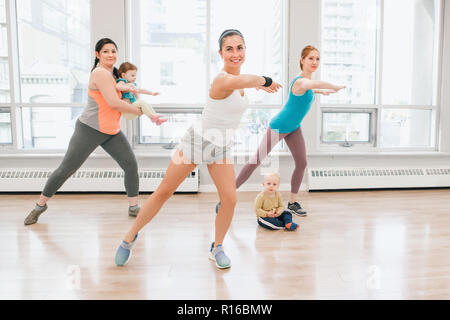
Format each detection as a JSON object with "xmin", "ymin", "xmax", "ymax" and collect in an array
[
  {"xmin": 292, "ymin": 78, "xmax": 345, "ymax": 95},
  {"xmin": 136, "ymin": 88, "xmax": 160, "ymax": 96},
  {"xmin": 312, "ymin": 88, "xmax": 339, "ymax": 95},
  {"xmin": 210, "ymin": 73, "xmax": 282, "ymax": 99}
]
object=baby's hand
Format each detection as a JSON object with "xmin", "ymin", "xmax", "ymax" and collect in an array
[
  {"xmin": 151, "ymin": 92, "xmax": 160, "ymax": 96},
  {"xmin": 127, "ymin": 84, "xmax": 137, "ymax": 92}
]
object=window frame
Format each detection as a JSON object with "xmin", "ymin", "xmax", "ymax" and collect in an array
[
  {"xmin": 0, "ymin": 0, "xmax": 93, "ymax": 154},
  {"xmin": 318, "ymin": 0, "xmax": 444, "ymax": 152},
  {"xmin": 320, "ymin": 107, "xmax": 377, "ymax": 147},
  {"xmin": 126, "ymin": 0, "xmax": 290, "ymax": 153}
]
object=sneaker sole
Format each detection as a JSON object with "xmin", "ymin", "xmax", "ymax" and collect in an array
[
  {"xmin": 288, "ymin": 209, "xmax": 308, "ymax": 217},
  {"xmin": 208, "ymin": 252, "xmax": 231, "ymax": 269}
]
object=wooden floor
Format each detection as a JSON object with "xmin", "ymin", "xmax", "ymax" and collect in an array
[{"xmin": 1, "ymin": 189, "xmax": 449, "ymax": 300}]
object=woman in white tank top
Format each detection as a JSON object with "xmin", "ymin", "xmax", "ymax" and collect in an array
[{"xmin": 115, "ymin": 29, "xmax": 281, "ymax": 269}]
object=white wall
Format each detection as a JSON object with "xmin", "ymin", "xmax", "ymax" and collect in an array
[
  {"xmin": 2, "ymin": 0, "xmax": 450, "ymax": 193},
  {"xmin": 90, "ymin": 0, "xmax": 127, "ymax": 64},
  {"xmin": 440, "ymin": 0, "xmax": 450, "ymax": 152}
]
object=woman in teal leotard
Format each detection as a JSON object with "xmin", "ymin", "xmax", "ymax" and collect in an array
[{"xmin": 235, "ymin": 45, "xmax": 346, "ymax": 216}]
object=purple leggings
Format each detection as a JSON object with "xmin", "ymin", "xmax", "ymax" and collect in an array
[{"xmin": 236, "ymin": 127, "xmax": 307, "ymax": 194}]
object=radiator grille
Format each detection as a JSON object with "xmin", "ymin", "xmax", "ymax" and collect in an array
[
  {"xmin": 308, "ymin": 167, "xmax": 450, "ymax": 190},
  {"xmin": 0, "ymin": 168, "xmax": 198, "ymax": 192}
]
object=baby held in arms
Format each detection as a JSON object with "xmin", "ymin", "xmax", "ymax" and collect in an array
[{"xmin": 116, "ymin": 61, "xmax": 167, "ymax": 125}]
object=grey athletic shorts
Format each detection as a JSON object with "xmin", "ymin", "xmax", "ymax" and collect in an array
[{"xmin": 177, "ymin": 127, "xmax": 232, "ymax": 164}]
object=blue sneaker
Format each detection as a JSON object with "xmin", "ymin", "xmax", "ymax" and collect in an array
[
  {"xmin": 115, "ymin": 234, "xmax": 138, "ymax": 266},
  {"xmin": 208, "ymin": 242, "xmax": 231, "ymax": 269}
]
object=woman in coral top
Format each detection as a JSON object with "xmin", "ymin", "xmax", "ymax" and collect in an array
[{"xmin": 24, "ymin": 38, "xmax": 164, "ymax": 225}]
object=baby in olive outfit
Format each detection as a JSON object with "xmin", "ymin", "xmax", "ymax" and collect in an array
[{"xmin": 254, "ymin": 172, "xmax": 299, "ymax": 231}]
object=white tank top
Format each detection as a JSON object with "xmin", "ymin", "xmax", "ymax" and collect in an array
[{"xmin": 192, "ymin": 72, "xmax": 249, "ymax": 146}]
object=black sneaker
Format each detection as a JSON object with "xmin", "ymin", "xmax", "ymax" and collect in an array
[
  {"xmin": 128, "ymin": 205, "xmax": 140, "ymax": 217},
  {"xmin": 215, "ymin": 202, "xmax": 221, "ymax": 215},
  {"xmin": 287, "ymin": 202, "xmax": 307, "ymax": 216}
]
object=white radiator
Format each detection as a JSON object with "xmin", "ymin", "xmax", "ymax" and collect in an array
[
  {"xmin": 308, "ymin": 167, "xmax": 450, "ymax": 190},
  {"xmin": 0, "ymin": 168, "xmax": 199, "ymax": 192}
]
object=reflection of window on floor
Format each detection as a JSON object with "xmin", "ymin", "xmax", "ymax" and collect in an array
[{"xmin": 160, "ymin": 61, "xmax": 175, "ymax": 86}]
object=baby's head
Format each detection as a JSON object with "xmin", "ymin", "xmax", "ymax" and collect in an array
[
  {"xmin": 118, "ymin": 62, "xmax": 138, "ymax": 83},
  {"xmin": 262, "ymin": 172, "xmax": 280, "ymax": 194}
]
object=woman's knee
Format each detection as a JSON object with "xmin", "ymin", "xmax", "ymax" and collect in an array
[
  {"xmin": 220, "ymin": 193, "xmax": 237, "ymax": 208},
  {"xmin": 52, "ymin": 165, "xmax": 77, "ymax": 181},
  {"xmin": 122, "ymin": 157, "xmax": 138, "ymax": 173},
  {"xmin": 154, "ymin": 183, "xmax": 177, "ymax": 201},
  {"xmin": 154, "ymin": 188, "xmax": 173, "ymax": 201},
  {"xmin": 295, "ymin": 156, "xmax": 307, "ymax": 170}
]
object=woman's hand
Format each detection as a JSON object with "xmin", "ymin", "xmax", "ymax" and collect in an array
[
  {"xmin": 334, "ymin": 85, "xmax": 346, "ymax": 92},
  {"xmin": 256, "ymin": 81, "xmax": 282, "ymax": 93}
]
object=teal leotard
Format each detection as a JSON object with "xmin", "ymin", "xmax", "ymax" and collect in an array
[{"xmin": 269, "ymin": 76, "xmax": 315, "ymax": 133}]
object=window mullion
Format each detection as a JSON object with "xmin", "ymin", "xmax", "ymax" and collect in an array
[
  {"xmin": 283, "ymin": 0, "xmax": 289, "ymax": 105},
  {"xmin": 123, "ymin": 0, "xmax": 133, "ymax": 146},
  {"xmin": 434, "ymin": 0, "xmax": 444, "ymax": 151},
  {"xmin": 6, "ymin": 0, "xmax": 20, "ymax": 104},
  {"xmin": 5, "ymin": 0, "xmax": 20, "ymax": 149},
  {"xmin": 129, "ymin": 0, "xmax": 140, "ymax": 146},
  {"xmin": 374, "ymin": 0, "xmax": 384, "ymax": 149},
  {"xmin": 205, "ymin": 0, "xmax": 211, "ymax": 105}
]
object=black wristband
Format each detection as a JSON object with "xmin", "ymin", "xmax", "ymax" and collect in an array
[{"xmin": 262, "ymin": 76, "xmax": 272, "ymax": 87}]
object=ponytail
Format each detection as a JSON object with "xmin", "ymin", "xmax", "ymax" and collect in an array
[
  {"xmin": 112, "ymin": 67, "xmax": 119, "ymax": 80},
  {"xmin": 91, "ymin": 57, "xmax": 99, "ymax": 72}
]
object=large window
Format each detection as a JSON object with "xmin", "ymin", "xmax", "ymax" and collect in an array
[
  {"xmin": 0, "ymin": 107, "xmax": 12, "ymax": 144},
  {"xmin": 131, "ymin": 0, "xmax": 286, "ymax": 152},
  {"xmin": 0, "ymin": 0, "xmax": 10, "ymax": 104},
  {"xmin": 1, "ymin": 0, "xmax": 90, "ymax": 150},
  {"xmin": 0, "ymin": 0, "xmax": 12, "ymax": 145},
  {"xmin": 320, "ymin": 0, "xmax": 442, "ymax": 150}
]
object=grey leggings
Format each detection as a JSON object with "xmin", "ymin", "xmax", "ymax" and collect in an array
[
  {"xmin": 42, "ymin": 120, "xmax": 139, "ymax": 198},
  {"xmin": 236, "ymin": 127, "xmax": 307, "ymax": 194}
]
